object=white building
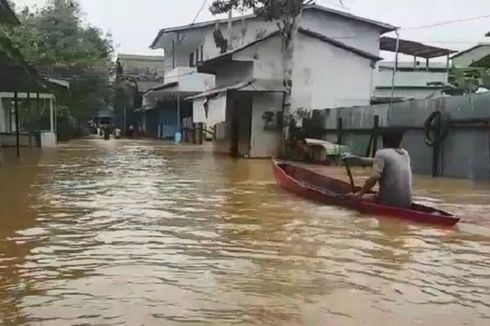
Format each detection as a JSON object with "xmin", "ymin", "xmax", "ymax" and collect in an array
[
  {"xmin": 374, "ymin": 61, "xmax": 450, "ymax": 101},
  {"xmin": 182, "ymin": 6, "xmax": 395, "ymax": 158},
  {"xmin": 146, "ymin": 4, "xmax": 395, "ymax": 142},
  {"xmin": 452, "ymin": 43, "xmax": 490, "ymax": 68},
  {"xmin": 374, "ymin": 36, "xmax": 455, "ymax": 101}
]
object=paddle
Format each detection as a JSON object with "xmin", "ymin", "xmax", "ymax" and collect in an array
[{"xmin": 342, "ymin": 155, "xmax": 363, "ymax": 193}]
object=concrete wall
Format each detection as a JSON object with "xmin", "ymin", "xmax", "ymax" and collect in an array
[
  {"xmin": 291, "ymin": 33, "xmax": 374, "ymax": 110},
  {"xmin": 165, "ymin": 67, "xmax": 215, "ymax": 92},
  {"xmin": 215, "ymin": 61, "xmax": 253, "ymax": 88},
  {"xmin": 375, "ymin": 64, "xmax": 448, "ymax": 88},
  {"xmin": 0, "ymin": 134, "xmax": 34, "ymax": 147},
  {"xmin": 313, "ymin": 93, "xmax": 490, "ymax": 180},
  {"xmin": 301, "ymin": 10, "xmax": 383, "ymax": 56},
  {"xmin": 202, "ymin": 8, "xmax": 384, "ymax": 62},
  {"xmin": 250, "ymin": 93, "xmax": 283, "ymax": 158}
]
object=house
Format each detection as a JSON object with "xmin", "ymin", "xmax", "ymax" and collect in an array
[
  {"xmin": 0, "ymin": 0, "xmax": 65, "ymax": 149},
  {"xmin": 178, "ymin": 6, "xmax": 395, "ymax": 158},
  {"xmin": 146, "ymin": 4, "xmax": 395, "ymax": 141},
  {"xmin": 115, "ymin": 54, "xmax": 165, "ymax": 132},
  {"xmin": 452, "ymin": 43, "xmax": 490, "ymax": 68},
  {"xmin": 374, "ymin": 37, "xmax": 456, "ymax": 102}
]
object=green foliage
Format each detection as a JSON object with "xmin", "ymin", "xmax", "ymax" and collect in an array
[
  {"xmin": 209, "ymin": 0, "xmax": 312, "ymax": 20},
  {"xmin": 447, "ymin": 67, "xmax": 490, "ymax": 95},
  {"xmin": 6, "ymin": 0, "xmax": 114, "ymax": 125}
]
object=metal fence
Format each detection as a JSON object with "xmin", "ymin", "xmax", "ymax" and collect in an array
[{"xmin": 303, "ymin": 93, "xmax": 490, "ymax": 181}]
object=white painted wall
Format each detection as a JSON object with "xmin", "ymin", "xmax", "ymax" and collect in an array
[
  {"xmin": 234, "ymin": 36, "xmax": 284, "ymax": 80},
  {"xmin": 215, "ymin": 61, "xmax": 253, "ymax": 87},
  {"xmin": 453, "ymin": 45, "xmax": 490, "ymax": 68},
  {"xmin": 165, "ymin": 67, "xmax": 215, "ymax": 92},
  {"xmin": 201, "ymin": 8, "xmax": 385, "ymax": 62},
  {"xmin": 301, "ymin": 10, "xmax": 383, "ymax": 57},
  {"xmin": 375, "ymin": 63, "xmax": 448, "ymax": 88},
  {"xmin": 193, "ymin": 93, "xmax": 227, "ymax": 126},
  {"xmin": 250, "ymin": 93, "xmax": 283, "ymax": 158},
  {"xmin": 291, "ymin": 33, "xmax": 374, "ymax": 110}
]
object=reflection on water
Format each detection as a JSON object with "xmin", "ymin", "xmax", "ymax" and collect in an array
[{"xmin": 0, "ymin": 139, "xmax": 489, "ymax": 325}]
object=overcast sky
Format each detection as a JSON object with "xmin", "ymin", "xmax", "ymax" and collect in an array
[{"xmin": 11, "ymin": 0, "xmax": 490, "ymax": 59}]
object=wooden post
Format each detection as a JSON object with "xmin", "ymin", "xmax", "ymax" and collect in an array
[
  {"xmin": 372, "ymin": 115, "xmax": 379, "ymax": 156},
  {"xmin": 172, "ymin": 40, "xmax": 175, "ymax": 69},
  {"xmin": 337, "ymin": 117, "xmax": 343, "ymax": 145},
  {"xmin": 14, "ymin": 92, "xmax": 20, "ymax": 158},
  {"xmin": 27, "ymin": 92, "xmax": 31, "ymax": 147},
  {"xmin": 177, "ymin": 95, "xmax": 181, "ymax": 134},
  {"xmin": 432, "ymin": 118, "xmax": 441, "ymax": 177}
]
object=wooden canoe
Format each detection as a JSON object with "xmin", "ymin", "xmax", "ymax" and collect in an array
[{"xmin": 272, "ymin": 160, "xmax": 460, "ymax": 226}]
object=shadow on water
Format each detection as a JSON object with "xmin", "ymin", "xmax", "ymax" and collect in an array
[{"xmin": 0, "ymin": 139, "xmax": 489, "ymax": 325}]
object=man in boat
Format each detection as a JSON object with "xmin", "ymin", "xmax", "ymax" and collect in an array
[{"xmin": 349, "ymin": 128, "xmax": 413, "ymax": 208}]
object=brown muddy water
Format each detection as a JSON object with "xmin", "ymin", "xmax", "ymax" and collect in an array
[{"xmin": 0, "ymin": 139, "xmax": 489, "ymax": 325}]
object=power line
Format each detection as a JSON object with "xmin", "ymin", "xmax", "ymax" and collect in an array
[
  {"xmin": 192, "ymin": 0, "xmax": 209, "ymax": 24},
  {"xmin": 403, "ymin": 14, "xmax": 490, "ymax": 30}
]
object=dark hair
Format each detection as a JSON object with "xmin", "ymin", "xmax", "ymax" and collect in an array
[{"xmin": 382, "ymin": 128, "xmax": 406, "ymax": 148}]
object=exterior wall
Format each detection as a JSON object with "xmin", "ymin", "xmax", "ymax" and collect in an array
[
  {"xmin": 250, "ymin": 93, "xmax": 283, "ymax": 158},
  {"xmin": 375, "ymin": 64, "xmax": 448, "ymax": 88},
  {"xmin": 193, "ymin": 93, "xmax": 227, "ymax": 126},
  {"xmin": 161, "ymin": 28, "xmax": 212, "ymax": 73},
  {"xmin": 452, "ymin": 45, "xmax": 490, "ymax": 68},
  {"xmin": 118, "ymin": 54, "xmax": 165, "ymax": 79},
  {"xmin": 0, "ymin": 134, "xmax": 33, "ymax": 147},
  {"xmin": 202, "ymin": 18, "xmax": 277, "ymax": 61},
  {"xmin": 291, "ymin": 33, "xmax": 374, "ymax": 110},
  {"xmin": 165, "ymin": 67, "xmax": 215, "ymax": 92},
  {"xmin": 301, "ymin": 10, "xmax": 383, "ymax": 56},
  {"xmin": 374, "ymin": 87, "xmax": 444, "ymax": 100},
  {"xmin": 202, "ymin": 9, "xmax": 384, "ymax": 62},
  {"xmin": 215, "ymin": 61, "xmax": 253, "ymax": 88},
  {"xmin": 235, "ymin": 36, "xmax": 284, "ymax": 80}
]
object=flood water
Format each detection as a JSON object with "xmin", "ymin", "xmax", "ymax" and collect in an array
[{"xmin": 1, "ymin": 139, "xmax": 490, "ymax": 325}]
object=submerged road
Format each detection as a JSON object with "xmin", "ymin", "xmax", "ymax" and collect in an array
[{"xmin": 0, "ymin": 139, "xmax": 489, "ymax": 325}]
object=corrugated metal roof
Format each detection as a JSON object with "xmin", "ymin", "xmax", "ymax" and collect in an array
[
  {"xmin": 380, "ymin": 37, "xmax": 456, "ymax": 59},
  {"xmin": 150, "ymin": 4, "xmax": 396, "ymax": 49}
]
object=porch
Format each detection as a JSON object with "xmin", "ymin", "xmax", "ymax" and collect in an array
[{"xmin": 189, "ymin": 79, "xmax": 285, "ymax": 158}]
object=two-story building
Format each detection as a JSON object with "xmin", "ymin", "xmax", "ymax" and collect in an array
[
  {"xmin": 179, "ymin": 5, "xmax": 395, "ymax": 158},
  {"xmin": 146, "ymin": 4, "xmax": 395, "ymax": 143}
]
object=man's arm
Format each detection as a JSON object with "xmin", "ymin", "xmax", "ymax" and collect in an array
[
  {"xmin": 355, "ymin": 175, "xmax": 381, "ymax": 197},
  {"xmin": 352, "ymin": 153, "xmax": 384, "ymax": 198}
]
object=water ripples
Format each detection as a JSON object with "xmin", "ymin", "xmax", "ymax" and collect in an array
[{"xmin": 0, "ymin": 140, "xmax": 489, "ymax": 325}]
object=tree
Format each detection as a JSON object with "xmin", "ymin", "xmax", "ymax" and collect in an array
[
  {"xmin": 209, "ymin": 0, "xmax": 325, "ymax": 149},
  {"xmin": 7, "ymin": 0, "xmax": 114, "ymax": 128}
]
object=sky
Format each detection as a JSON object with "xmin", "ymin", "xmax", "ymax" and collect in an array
[{"xmin": 11, "ymin": 0, "xmax": 490, "ymax": 60}]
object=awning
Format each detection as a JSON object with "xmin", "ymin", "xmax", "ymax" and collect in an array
[
  {"xmin": 143, "ymin": 81, "xmax": 179, "ymax": 96},
  {"xmin": 380, "ymin": 37, "xmax": 456, "ymax": 59},
  {"xmin": 186, "ymin": 79, "xmax": 286, "ymax": 100}
]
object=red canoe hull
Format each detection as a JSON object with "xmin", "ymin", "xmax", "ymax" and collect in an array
[{"xmin": 272, "ymin": 160, "xmax": 460, "ymax": 226}]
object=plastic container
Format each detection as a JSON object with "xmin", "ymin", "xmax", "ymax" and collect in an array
[{"xmin": 175, "ymin": 132, "xmax": 182, "ymax": 144}]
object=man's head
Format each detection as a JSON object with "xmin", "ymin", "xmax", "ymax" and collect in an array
[{"xmin": 382, "ymin": 128, "xmax": 406, "ymax": 149}]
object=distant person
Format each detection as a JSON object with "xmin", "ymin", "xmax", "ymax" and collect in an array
[
  {"xmin": 103, "ymin": 125, "xmax": 110, "ymax": 140},
  {"xmin": 114, "ymin": 128, "xmax": 121, "ymax": 139},
  {"xmin": 128, "ymin": 124, "xmax": 134, "ymax": 137},
  {"xmin": 350, "ymin": 128, "xmax": 413, "ymax": 208}
]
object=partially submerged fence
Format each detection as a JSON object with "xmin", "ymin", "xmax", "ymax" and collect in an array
[{"xmin": 302, "ymin": 93, "xmax": 490, "ymax": 181}]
